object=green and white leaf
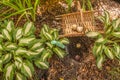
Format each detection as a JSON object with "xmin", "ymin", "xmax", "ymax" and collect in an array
[
  {"xmin": 23, "ymin": 22, "xmax": 34, "ymax": 36},
  {"xmin": 6, "ymin": 43, "xmax": 17, "ymax": 50},
  {"xmin": 4, "ymin": 63, "xmax": 14, "ymax": 80},
  {"xmin": 59, "ymin": 38, "xmax": 69, "ymax": 44},
  {"xmin": 53, "ymin": 47, "xmax": 65, "ymax": 58},
  {"xmin": 2, "ymin": 29, "xmax": 11, "ymax": 41},
  {"xmin": 2, "ymin": 53, "xmax": 12, "ymax": 64},
  {"xmin": 21, "ymin": 61, "xmax": 34, "ymax": 78},
  {"xmin": 15, "ymin": 28, "xmax": 23, "ymax": 40},
  {"xmin": 112, "ymin": 32, "xmax": 120, "ymax": 38},
  {"xmin": 31, "ymin": 42, "xmax": 43, "ymax": 50},
  {"xmin": 6, "ymin": 21, "xmax": 14, "ymax": 32},
  {"xmin": 19, "ymin": 38, "xmax": 35, "ymax": 45},
  {"xmin": 15, "ymin": 48, "xmax": 27, "ymax": 55},
  {"xmin": 35, "ymin": 60, "xmax": 49, "ymax": 69},
  {"xmin": 104, "ymin": 47, "xmax": 114, "ymax": 59},
  {"xmin": 86, "ymin": 32, "xmax": 99, "ymax": 38},
  {"xmin": 96, "ymin": 54, "xmax": 104, "ymax": 69},
  {"xmin": 16, "ymin": 72, "xmax": 27, "ymax": 80}
]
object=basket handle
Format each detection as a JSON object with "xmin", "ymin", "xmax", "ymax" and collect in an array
[{"xmin": 76, "ymin": 1, "xmax": 85, "ymax": 33}]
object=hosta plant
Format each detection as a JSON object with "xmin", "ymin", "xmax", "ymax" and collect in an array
[
  {"xmin": 39, "ymin": 24, "xmax": 69, "ymax": 59},
  {"xmin": 86, "ymin": 11, "xmax": 120, "ymax": 69},
  {"xmin": 0, "ymin": 21, "xmax": 49, "ymax": 80}
]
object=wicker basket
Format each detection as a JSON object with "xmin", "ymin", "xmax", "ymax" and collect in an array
[{"xmin": 60, "ymin": 1, "xmax": 95, "ymax": 37}]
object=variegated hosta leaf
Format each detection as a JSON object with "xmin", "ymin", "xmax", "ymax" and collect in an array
[
  {"xmin": 21, "ymin": 61, "xmax": 34, "ymax": 78},
  {"xmin": 46, "ymin": 42, "xmax": 53, "ymax": 48},
  {"xmin": 52, "ymin": 29, "xmax": 59, "ymax": 39},
  {"xmin": 43, "ymin": 24, "xmax": 49, "ymax": 32},
  {"xmin": 113, "ymin": 44, "xmax": 120, "ymax": 59},
  {"xmin": 93, "ymin": 44, "xmax": 103, "ymax": 57},
  {"xmin": 6, "ymin": 21, "xmax": 14, "ymax": 32},
  {"xmin": 4, "ymin": 63, "xmax": 14, "ymax": 80},
  {"xmin": 59, "ymin": 38, "xmax": 69, "ymax": 44},
  {"xmin": 112, "ymin": 32, "xmax": 120, "ymax": 38},
  {"xmin": 105, "ymin": 26, "xmax": 113, "ymax": 34},
  {"xmin": 16, "ymin": 72, "xmax": 27, "ymax": 80},
  {"xmin": 2, "ymin": 29, "xmax": 11, "ymax": 41},
  {"xmin": 93, "ymin": 44, "xmax": 101, "ymax": 57},
  {"xmin": 15, "ymin": 57, "xmax": 22, "ymax": 63},
  {"xmin": 15, "ymin": 28, "xmax": 23, "ymax": 40},
  {"xmin": 35, "ymin": 48, "xmax": 44, "ymax": 54},
  {"xmin": 96, "ymin": 37, "xmax": 106, "ymax": 43},
  {"xmin": 43, "ymin": 32, "xmax": 53, "ymax": 41},
  {"xmin": 19, "ymin": 37, "xmax": 35, "ymax": 46},
  {"xmin": 31, "ymin": 42, "xmax": 43, "ymax": 50},
  {"xmin": 112, "ymin": 18, "xmax": 120, "ymax": 30},
  {"xmin": 96, "ymin": 54, "xmax": 104, "ymax": 69},
  {"xmin": 0, "ymin": 59, "xmax": 3, "ymax": 71},
  {"xmin": 26, "ymin": 51, "xmax": 40, "ymax": 57},
  {"xmin": 15, "ymin": 48, "xmax": 27, "ymax": 55},
  {"xmin": 98, "ymin": 16, "xmax": 105, "ymax": 23},
  {"xmin": 104, "ymin": 47, "xmax": 114, "ymax": 59},
  {"xmin": 86, "ymin": 32, "xmax": 99, "ymax": 38},
  {"xmin": 23, "ymin": 22, "xmax": 35, "ymax": 36},
  {"xmin": 34, "ymin": 60, "xmax": 49, "ymax": 69},
  {"xmin": 6, "ymin": 43, "xmax": 17, "ymax": 50},
  {"xmin": 15, "ymin": 61, "xmax": 22, "ymax": 70},
  {"xmin": 41, "ymin": 51, "xmax": 51, "ymax": 61},
  {"xmin": 53, "ymin": 47, "xmax": 65, "ymax": 58},
  {"xmin": 2, "ymin": 53, "xmax": 12, "ymax": 64},
  {"xmin": 0, "ymin": 44, "xmax": 3, "ymax": 50},
  {"xmin": 0, "ymin": 34, "xmax": 4, "ymax": 39},
  {"xmin": 104, "ymin": 11, "xmax": 110, "ymax": 27}
]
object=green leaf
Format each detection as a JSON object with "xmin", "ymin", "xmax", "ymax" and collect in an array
[
  {"xmin": 104, "ymin": 47, "xmax": 114, "ymax": 59},
  {"xmin": 6, "ymin": 21, "xmax": 14, "ymax": 32},
  {"xmin": 16, "ymin": 72, "xmax": 27, "ymax": 80},
  {"xmin": 93, "ymin": 44, "xmax": 103, "ymax": 57},
  {"xmin": 112, "ymin": 18, "xmax": 120, "ymax": 30},
  {"xmin": 2, "ymin": 29, "xmax": 11, "ymax": 41},
  {"xmin": 6, "ymin": 43, "xmax": 17, "ymax": 50},
  {"xmin": 59, "ymin": 38, "xmax": 69, "ymax": 44},
  {"xmin": 113, "ymin": 44, "xmax": 120, "ymax": 59},
  {"xmin": 0, "ymin": 59, "xmax": 3, "ymax": 72},
  {"xmin": 21, "ymin": 61, "xmax": 34, "ymax": 78},
  {"xmin": 41, "ymin": 51, "xmax": 51, "ymax": 61},
  {"xmin": 31, "ymin": 42, "xmax": 43, "ymax": 50},
  {"xmin": 35, "ymin": 48, "xmax": 44, "ymax": 54},
  {"xmin": 4, "ymin": 63, "xmax": 14, "ymax": 80},
  {"xmin": 112, "ymin": 32, "xmax": 120, "ymax": 38},
  {"xmin": 0, "ymin": 44, "xmax": 3, "ymax": 50},
  {"xmin": 96, "ymin": 54, "xmax": 104, "ymax": 69},
  {"xmin": 26, "ymin": 51, "xmax": 40, "ymax": 57},
  {"xmin": 96, "ymin": 37, "xmax": 107, "ymax": 44},
  {"xmin": 15, "ymin": 48, "xmax": 27, "ymax": 55},
  {"xmin": 104, "ymin": 11, "xmax": 110, "ymax": 27},
  {"xmin": 86, "ymin": 32, "xmax": 100, "ymax": 38},
  {"xmin": 23, "ymin": 22, "xmax": 35, "ymax": 36},
  {"xmin": 46, "ymin": 42, "xmax": 54, "ymax": 48},
  {"xmin": 15, "ymin": 28, "xmax": 23, "ymax": 40},
  {"xmin": 14, "ymin": 61, "xmax": 22, "ymax": 70},
  {"xmin": 44, "ymin": 32, "xmax": 53, "ymax": 41},
  {"xmin": 19, "ymin": 37, "xmax": 35, "ymax": 46},
  {"xmin": 34, "ymin": 60, "xmax": 49, "ymax": 69},
  {"xmin": 2, "ymin": 53, "xmax": 12, "ymax": 64},
  {"xmin": 43, "ymin": 24, "xmax": 49, "ymax": 32},
  {"xmin": 53, "ymin": 47, "xmax": 65, "ymax": 58}
]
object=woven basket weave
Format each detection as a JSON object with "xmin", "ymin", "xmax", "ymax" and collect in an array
[{"xmin": 60, "ymin": 1, "xmax": 95, "ymax": 37}]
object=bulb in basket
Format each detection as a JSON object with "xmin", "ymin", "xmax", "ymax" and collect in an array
[{"xmin": 77, "ymin": 26, "xmax": 83, "ymax": 32}]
